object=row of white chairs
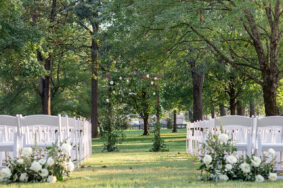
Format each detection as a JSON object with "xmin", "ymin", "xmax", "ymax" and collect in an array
[
  {"xmin": 0, "ymin": 114, "xmax": 92, "ymax": 167},
  {"xmin": 186, "ymin": 115, "xmax": 283, "ymax": 170}
]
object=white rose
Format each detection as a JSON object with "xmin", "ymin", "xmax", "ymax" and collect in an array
[
  {"xmin": 47, "ymin": 157, "xmax": 54, "ymax": 167},
  {"xmin": 225, "ymin": 164, "xmax": 232, "ymax": 171},
  {"xmin": 255, "ymin": 174, "xmax": 264, "ymax": 182},
  {"xmin": 240, "ymin": 163, "xmax": 251, "ymax": 173},
  {"xmin": 17, "ymin": 158, "xmax": 24, "ymax": 165},
  {"xmin": 219, "ymin": 174, "xmax": 229, "ymax": 181},
  {"xmin": 251, "ymin": 156, "xmax": 261, "ymax": 167},
  {"xmin": 40, "ymin": 169, "xmax": 49, "ymax": 177},
  {"xmin": 119, "ymin": 76, "xmax": 122, "ymax": 80},
  {"xmin": 268, "ymin": 173, "xmax": 277, "ymax": 181},
  {"xmin": 61, "ymin": 143, "xmax": 72, "ymax": 155},
  {"xmin": 151, "ymin": 81, "xmax": 154, "ymax": 85},
  {"xmin": 203, "ymin": 155, "xmax": 212, "ymax": 165},
  {"xmin": 47, "ymin": 175, "xmax": 57, "ymax": 183},
  {"xmin": 146, "ymin": 74, "xmax": 150, "ymax": 78},
  {"xmin": 22, "ymin": 147, "xmax": 32, "ymax": 157},
  {"xmin": 66, "ymin": 162, "xmax": 75, "ymax": 172},
  {"xmin": 39, "ymin": 159, "xmax": 46, "ymax": 165},
  {"xmin": 226, "ymin": 155, "xmax": 237, "ymax": 164},
  {"xmin": 30, "ymin": 161, "xmax": 42, "ymax": 172},
  {"xmin": 110, "ymin": 81, "xmax": 114, "ymax": 85},
  {"xmin": 106, "ymin": 99, "xmax": 110, "ymax": 103},
  {"xmin": 268, "ymin": 148, "xmax": 276, "ymax": 157},
  {"xmin": 218, "ymin": 133, "xmax": 229, "ymax": 144},
  {"xmin": 0, "ymin": 167, "xmax": 11, "ymax": 179},
  {"xmin": 19, "ymin": 173, "xmax": 28, "ymax": 182}
]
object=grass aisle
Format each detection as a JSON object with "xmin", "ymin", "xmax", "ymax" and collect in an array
[{"xmin": 1, "ymin": 129, "xmax": 283, "ymax": 187}]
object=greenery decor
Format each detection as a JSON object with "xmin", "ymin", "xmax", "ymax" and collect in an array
[{"xmin": 198, "ymin": 132, "xmax": 276, "ymax": 182}]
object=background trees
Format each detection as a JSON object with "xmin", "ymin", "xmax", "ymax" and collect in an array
[{"xmin": 0, "ymin": 0, "xmax": 282, "ymax": 141}]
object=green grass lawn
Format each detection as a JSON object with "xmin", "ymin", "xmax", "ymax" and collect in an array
[{"xmin": 1, "ymin": 129, "xmax": 283, "ymax": 187}]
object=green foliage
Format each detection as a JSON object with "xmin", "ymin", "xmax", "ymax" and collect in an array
[{"xmin": 150, "ymin": 123, "xmax": 169, "ymax": 152}]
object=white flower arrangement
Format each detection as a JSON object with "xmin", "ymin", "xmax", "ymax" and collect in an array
[
  {"xmin": 255, "ymin": 175, "xmax": 264, "ymax": 182},
  {"xmin": 240, "ymin": 163, "xmax": 251, "ymax": 173},
  {"xmin": 0, "ymin": 141, "xmax": 76, "ymax": 183},
  {"xmin": 268, "ymin": 173, "xmax": 277, "ymax": 181},
  {"xmin": 198, "ymin": 132, "xmax": 276, "ymax": 182}
]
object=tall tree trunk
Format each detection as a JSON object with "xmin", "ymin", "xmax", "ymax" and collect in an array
[
  {"xmin": 190, "ymin": 61, "xmax": 204, "ymax": 121},
  {"xmin": 262, "ymin": 81, "xmax": 279, "ymax": 116},
  {"xmin": 91, "ymin": 37, "xmax": 99, "ymax": 138},
  {"xmin": 228, "ymin": 81, "xmax": 237, "ymax": 115},
  {"xmin": 143, "ymin": 115, "xmax": 149, "ymax": 135},
  {"xmin": 142, "ymin": 90, "xmax": 149, "ymax": 135},
  {"xmin": 40, "ymin": 57, "xmax": 51, "ymax": 115},
  {"xmin": 211, "ymin": 104, "xmax": 215, "ymax": 118},
  {"xmin": 172, "ymin": 110, "xmax": 177, "ymax": 133},
  {"xmin": 39, "ymin": 0, "xmax": 57, "ymax": 115},
  {"xmin": 236, "ymin": 101, "xmax": 245, "ymax": 116},
  {"xmin": 219, "ymin": 104, "xmax": 226, "ymax": 116},
  {"xmin": 188, "ymin": 111, "xmax": 193, "ymax": 122},
  {"xmin": 249, "ymin": 100, "xmax": 255, "ymax": 117}
]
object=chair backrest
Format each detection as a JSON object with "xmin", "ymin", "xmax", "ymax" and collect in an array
[
  {"xmin": 257, "ymin": 116, "xmax": 283, "ymax": 128},
  {"xmin": 0, "ymin": 115, "xmax": 19, "ymax": 127},
  {"xmin": 21, "ymin": 115, "xmax": 61, "ymax": 127},
  {"xmin": 215, "ymin": 116, "xmax": 254, "ymax": 143},
  {"xmin": 256, "ymin": 116, "xmax": 283, "ymax": 143},
  {"xmin": 215, "ymin": 115, "xmax": 253, "ymax": 128}
]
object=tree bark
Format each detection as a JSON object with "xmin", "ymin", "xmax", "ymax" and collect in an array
[
  {"xmin": 189, "ymin": 111, "xmax": 193, "ymax": 122},
  {"xmin": 91, "ymin": 37, "xmax": 99, "ymax": 138},
  {"xmin": 172, "ymin": 110, "xmax": 177, "ymax": 133},
  {"xmin": 190, "ymin": 61, "xmax": 204, "ymax": 121},
  {"xmin": 219, "ymin": 104, "xmax": 226, "ymax": 116},
  {"xmin": 262, "ymin": 78, "xmax": 280, "ymax": 116},
  {"xmin": 236, "ymin": 101, "xmax": 245, "ymax": 116},
  {"xmin": 211, "ymin": 104, "xmax": 215, "ymax": 118},
  {"xmin": 141, "ymin": 90, "xmax": 149, "ymax": 135},
  {"xmin": 40, "ymin": 57, "xmax": 51, "ymax": 115},
  {"xmin": 143, "ymin": 115, "xmax": 149, "ymax": 135},
  {"xmin": 249, "ymin": 101, "xmax": 255, "ymax": 117}
]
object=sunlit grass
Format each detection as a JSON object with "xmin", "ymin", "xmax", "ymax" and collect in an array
[{"xmin": 1, "ymin": 129, "xmax": 283, "ymax": 187}]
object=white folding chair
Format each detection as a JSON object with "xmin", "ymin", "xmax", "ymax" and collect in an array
[
  {"xmin": 21, "ymin": 115, "xmax": 62, "ymax": 148},
  {"xmin": 215, "ymin": 115, "xmax": 254, "ymax": 157},
  {"xmin": 0, "ymin": 115, "xmax": 22, "ymax": 166},
  {"xmin": 256, "ymin": 116, "xmax": 283, "ymax": 170}
]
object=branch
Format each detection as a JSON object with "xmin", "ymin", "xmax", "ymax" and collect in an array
[{"xmin": 190, "ymin": 26, "xmax": 263, "ymax": 85}]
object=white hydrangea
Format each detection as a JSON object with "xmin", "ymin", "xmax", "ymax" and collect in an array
[
  {"xmin": 47, "ymin": 157, "xmax": 54, "ymax": 167},
  {"xmin": 226, "ymin": 155, "xmax": 237, "ymax": 164},
  {"xmin": 219, "ymin": 174, "xmax": 229, "ymax": 181},
  {"xmin": 40, "ymin": 169, "xmax": 49, "ymax": 178},
  {"xmin": 30, "ymin": 161, "xmax": 42, "ymax": 172},
  {"xmin": 251, "ymin": 156, "xmax": 261, "ymax": 167},
  {"xmin": 61, "ymin": 143, "xmax": 72, "ymax": 155},
  {"xmin": 218, "ymin": 133, "xmax": 229, "ymax": 144},
  {"xmin": 240, "ymin": 163, "xmax": 251, "ymax": 173},
  {"xmin": 225, "ymin": 164, "xmax": 232, "ymax": 171},
  {"xmin": 255, "ymin": 174, "xmax": 264, "ymax": 182},
  {"xmin": 268, "ymin": 148, "xmax": 276, "ymax": 157},
  {"xmin": 268, "ymin": 173, "xmax": 277, "ymax": 181},
  {"xmin": 203, "ymin": 155, "xmax": 212, "ymax": 165},
  {"xmin": 47, "ymin": 175, "xmax": 57, "ymax": 183},
  {"xmin": 17, "ymin": 158, "xmax": 24, "ymax": 165},
  {"xmin": 19, "ymin": 173, "xmax": 28, "ymax": 182},
  {"xmin": 39, "ymin": 159, "xmax": 46, "ymax": 165},
  {"xmin": 22, "ymin": 147, "xmax": 32, "ymax": 157},
  {"xmin": 0, "ymin": 167, "xmax": 11, "ymax": 178}
]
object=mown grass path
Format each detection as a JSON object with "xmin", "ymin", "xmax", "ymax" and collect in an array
[{"xmin": 1, "ymin": 129, "xmax": 283, "ymax": 187}]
